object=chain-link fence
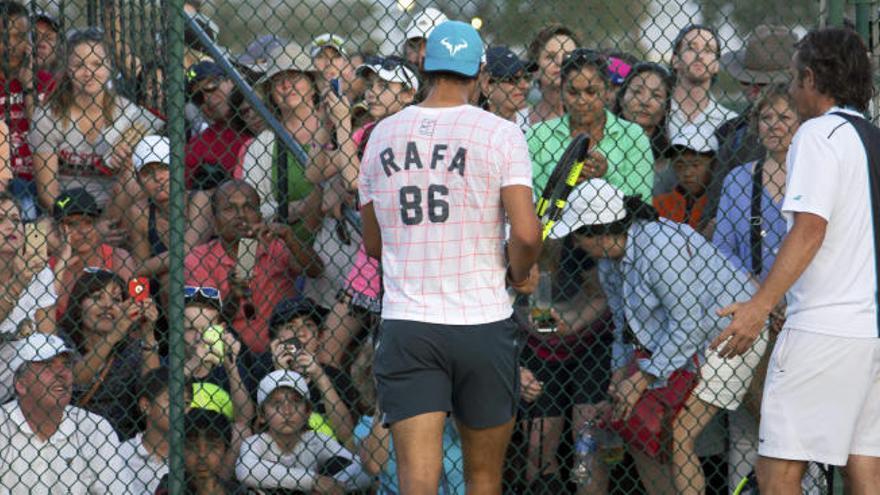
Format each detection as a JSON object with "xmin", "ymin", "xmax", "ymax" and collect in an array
[{"xmin": 0, "ymin": 0, "xmax": 875, "ymax": 493}]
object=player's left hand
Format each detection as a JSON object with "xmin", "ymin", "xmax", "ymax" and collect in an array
[{"xmin": 712, "ymin": 298, "xmax": 769, "ymax": 358}]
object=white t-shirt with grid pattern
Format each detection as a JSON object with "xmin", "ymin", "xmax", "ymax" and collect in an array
[{"xmin": 359, "ymin": 104, "xmax": 533, "ymax": 325}]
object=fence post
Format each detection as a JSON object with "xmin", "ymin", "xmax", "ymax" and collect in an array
[
  {"xmin": 165, "ymin": 0, "xmax": 187, "ymax": 492},
  {"xmin": 853, "ymin": 0, "xmax": 876, "ymax": 42},
  {"xmin": 828, "ymin": 0, "xmax": 846, "ymax": 26}
]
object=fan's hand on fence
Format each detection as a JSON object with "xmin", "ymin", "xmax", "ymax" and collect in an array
[
  {"xmin": 577, "ymin": 149, "xmax": 608, "ymax": 184},
  {"xmin": 713, "ymin": 299, "xmax": 769, "ymax": 358},
  {"xmin": 519, "ymin": 367, "xmax": 543, "ymax": 403},
  {"xmin": 312, "ymin": 475, "xmax": 346, "ymax": 495},
  {"xmin": 322, "ymin": 88, "xmax": 351, "ymax": 129},
  {"xmin": 611, "ymin": 369, "xmax": 649, "ymax": 421}
]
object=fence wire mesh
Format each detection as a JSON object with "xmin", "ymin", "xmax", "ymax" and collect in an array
[{"xmin": 0, "ymin": 0, "xmax": 872, "ymax": 493}]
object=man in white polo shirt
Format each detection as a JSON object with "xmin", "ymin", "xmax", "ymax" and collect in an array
[
  {"xmin": 360, "ymin": 20, "xmax": 541, "ymax": 495},
  {"xmin": 0, "ymin": 333, "xmax": 122, "ymax": 493},
  {"xmin": 713, "ymin": 28, "xmax": 880, "ymax": 494}
]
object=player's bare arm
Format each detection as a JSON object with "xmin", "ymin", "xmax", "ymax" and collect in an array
[
  {"xmin": 714, "ymin": 211, "xmax": 827, "ymax": 357},
  {"xmin": 502, "ymin": 184, "xmax": 542, "ymax": 284},
  {"xmin": 362, "ymin": 201, "xmax": 381, "ymax": 259}
]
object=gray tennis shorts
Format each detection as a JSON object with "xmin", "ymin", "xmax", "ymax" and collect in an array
[{"xmin": 373, "ymin": 318, "xmax": 521, "ymax": 429}]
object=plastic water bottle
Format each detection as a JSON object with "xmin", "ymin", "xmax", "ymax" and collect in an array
[{"xmin": 573, "ymin": 420, "xmax": 599, "ymax": 486}]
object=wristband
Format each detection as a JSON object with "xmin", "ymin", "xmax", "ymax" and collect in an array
[{"xmin": 505, "ymin": 268, "xmax": 529, "ymax": 288}]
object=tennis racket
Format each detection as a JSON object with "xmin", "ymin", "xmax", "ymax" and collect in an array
[{"xmin": 535, "ymin": 133, "xmax": 590, "ymax": 240}]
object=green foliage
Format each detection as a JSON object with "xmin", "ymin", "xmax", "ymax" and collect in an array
[
  {"xmin": 433, "ymin": 0, "xmax": 650, "ymax": 50},
  {"xmin": 695, "ymin": 0, "xmax": 819, "ymax": 32}
]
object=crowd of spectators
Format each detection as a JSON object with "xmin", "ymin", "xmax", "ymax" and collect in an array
[{"xmin": 0, "ymin": 0, "xmax": 820, "ymax": 492}]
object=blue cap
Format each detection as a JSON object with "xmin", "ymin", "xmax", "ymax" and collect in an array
[
  {"xmin": 423, "ymin": 21, "xmax": 483, "ymax": 77},
  {"xmin": 486, "ymin": 46, "xmax": 537, "ymax": 79},
  {"xmin": 186, "ymin": 61, "xmax": 225, "ymax": 95}
]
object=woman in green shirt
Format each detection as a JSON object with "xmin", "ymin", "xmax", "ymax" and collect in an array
[{"xmin": 526, "ymin": 49, "xmax": 654, "ymax": 201}]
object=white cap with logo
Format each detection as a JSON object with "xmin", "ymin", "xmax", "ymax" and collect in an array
[
  {"xmin": 549, "ymin": 179, "xmax": 627, "ymax": 239},
  {"xmin": 133, "ymin": 135, "xmax": 171, "ymax": 172},
  {"xmin": 257, "ymin": 370, "xmax": 310, "ymax": 406},
  {"xmin": 405, "ymin": 7, "xmax": 448, "ymax": 41}
]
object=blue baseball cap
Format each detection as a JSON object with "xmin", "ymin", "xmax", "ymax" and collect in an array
[
  {"xmin": 486, "ymin": 46, "xmax": 537, "ymax": 79},
  {"xmin": 424, "ymin": 21, "xmax": 483, "ymax": 77}
]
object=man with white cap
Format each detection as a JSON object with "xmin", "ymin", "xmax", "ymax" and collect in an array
[
  {"xmin": 402, "ymin": 7, "xmax": 448, "ymax": 67},
  {"xmin": 550, "ymin": 178, "xmax": 766, "ymax": 494},
  {"xmin": 360, "ymin": 20, "xmax": 541, "ymax": 495},
  {"xmin": 0, "ymin": 332, "xmax": 123, "ymax": 492},
  {"xmin": 236, "ymin": 369, "xmax": 372, "ymax": 493}
]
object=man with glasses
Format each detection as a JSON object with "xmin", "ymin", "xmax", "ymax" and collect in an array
[{"xmin": 480, "ymin": 46, "xmax": 536, "ymax": 131}]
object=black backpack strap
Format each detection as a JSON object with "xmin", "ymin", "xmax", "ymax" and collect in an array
[
  {"xmin": 750, "ymin": 158, "xmax": 766, "ymax": 276},
  {"xmin": 831, "ymin": 111, "xmax": 880, "ymax": 335}
]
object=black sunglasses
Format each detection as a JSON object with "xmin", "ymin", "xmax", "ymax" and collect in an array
[{"xmin": 562, "ymin": 48, "xmax": 608, "ymax": 72}]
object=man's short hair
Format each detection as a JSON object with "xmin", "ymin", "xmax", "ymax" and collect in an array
[
  {"xmin": 527, "ymin": 23, "xmax": 581, "ymax": 66},
  {"xmin": 794, "ymin": 28, "xmax": 873, "ymax": 112},
  {"xmin": 184, "ymin": 408, "xmax": 232, "ymax": 447},
  {"xmin": 210, "ymin": 179, "xmax": 259, "ymax": 217}
]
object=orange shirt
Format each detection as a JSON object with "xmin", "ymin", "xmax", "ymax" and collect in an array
[{"xmin": 653, "ymin": 187, "xmax": 708, "ymax": 230}]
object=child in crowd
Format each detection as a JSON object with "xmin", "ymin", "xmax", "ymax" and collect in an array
[
  {"xmin": 236, "ymin": 370, "xmax": 372, "ymax": 493},
  {"xmin": 155, "ymin": 408, "xmax": 247, "ymax": 495},
  {"xmin": 652, "ymin": 133, "xmax": 717, "ymax": 233}
]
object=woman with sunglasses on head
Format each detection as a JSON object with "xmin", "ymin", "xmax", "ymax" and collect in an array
[
  {"xmin": 527, "ymin": 48, "xmax": 654, "ymax": 200},
  {"xmin": 61, "ymin": 269, "xmax": 160, "ymax": 440},
  {"xmin": 613, "ymin": 63, "xmax": 677, "ymax": 196},
  {"xmin": 29, "ymin": 29, "xmax": 163, "ymax": 235}
]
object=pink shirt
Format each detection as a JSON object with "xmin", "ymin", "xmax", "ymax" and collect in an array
[
  {"xmin": 359, "ymin": 105, "xmax": 533, "ymax": 325},
  {"xmin": 185, "ymin": 239, "xmax": 298, "ymax": 353}
]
